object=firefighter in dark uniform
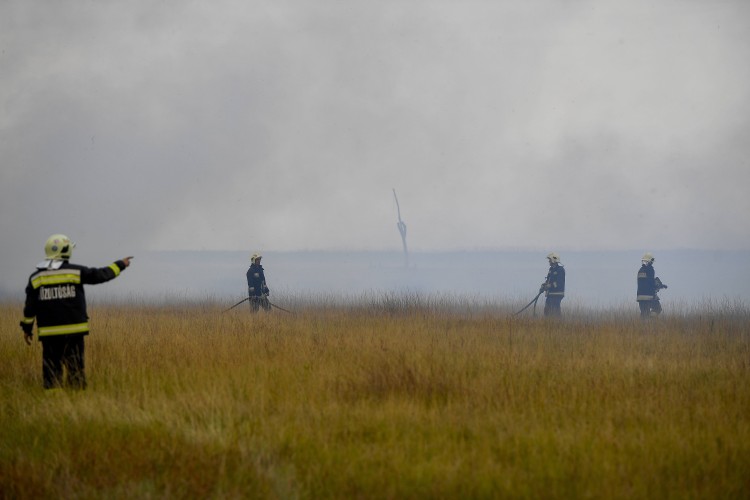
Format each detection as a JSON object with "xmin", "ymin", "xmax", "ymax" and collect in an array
[
  {"xmin": 246, "ymin": 253, "xmax": 271, "ymax": 312},
  {"xmin": 541, "ymin": 252, "xmax": 565, "ymax": 317},
  {"xmin": 637, "ymin": 252, "xmax": 667, "ymax": 318},
  {"xmin": 19, "ymin": 234, "xmax": 133, "ymax": 389}
]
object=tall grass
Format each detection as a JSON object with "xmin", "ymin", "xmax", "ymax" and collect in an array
[{"xmin": 1, "ymin": 296, "xmax": 748, "ymax": 499}]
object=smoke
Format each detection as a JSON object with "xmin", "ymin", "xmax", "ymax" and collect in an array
[{"xmin": 2, "ymin": 0, "xmax": 749, "ymax": 296}]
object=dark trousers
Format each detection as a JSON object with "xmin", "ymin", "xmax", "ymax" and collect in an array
[
  {"xmin": 41, "ymin": 334, "xmax": 87, "ymax": 389},
  {"xmin": 544, "ymin": 296, "xmax": 563, "ymax": 317},
  {"xmin": 639, "ymin": 300, "xmax": 662, "ymax": 318},
  {"xmin": 249, "ymin": 296, "xmax": 271, "ymax": 313}
]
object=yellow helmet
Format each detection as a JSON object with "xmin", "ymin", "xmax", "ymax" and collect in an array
[
  {"xmin": 44, "ymin": 234, "xmax": 75, "ymax": 260},
  {"xmin": 547, "ymin": 252, "xmax": 561, "ymax": 264},
  {"xmin": 641, "ymin": 252, "xmax": 654, "ymax": 264},
  {"xmin": 250, "ymin": 252, "xmax": 262, "ymax": 263}
]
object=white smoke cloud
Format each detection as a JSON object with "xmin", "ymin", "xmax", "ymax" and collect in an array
[{"xmin": 2, "ymin": 0, "xmax": 749, "ymax": 295}]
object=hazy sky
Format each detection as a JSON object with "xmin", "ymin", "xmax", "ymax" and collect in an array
[{"xmin": 2, "ymin": 1, "xmax": 749, "ymax": 279}]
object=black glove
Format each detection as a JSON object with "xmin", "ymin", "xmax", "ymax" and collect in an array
[
  {"xmin": 20, "ymin": 321, "xmax": 33, "ymax": 345},
  {"xmin": 263, "ymin": 286, "xmax": 270, "ymax": 296},
  {"xmin": 20, "ymin": 321, "xmax": 33, "ymax": 335}
]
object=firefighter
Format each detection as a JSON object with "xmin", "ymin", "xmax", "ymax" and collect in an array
[
  {"xmin": 246, "ymin": 253, "xmax": 271, "ymax": 312},
  {"xmin": 541, "ymin": 252, "xmax": 565, "ymax": 317},
  {"xmin": 19, "ymin": 234, "xmax": 133, "ymax": 389},
  {"xmin": 637, "ymin": 252, "xmax": 667, "ymax": 318}
]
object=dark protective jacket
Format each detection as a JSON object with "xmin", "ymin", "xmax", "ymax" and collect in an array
[
  {"xmin": 544, "ymin": 264, "xmax": 565, "ymax": 297},
  {"xmin": 21, "ymin": 260, "xmax": 127, "ymax": 338},
  {"xmin": 246, "ymin": 264, "xmax": 269, "ymax": 297},
  {"xmin": 637, "ymin": 263, "xmax": 657, "ymax": 301}
]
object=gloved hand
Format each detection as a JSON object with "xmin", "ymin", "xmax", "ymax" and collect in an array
[
  {"xmin": 20, "ymin": 321, "xmax": 33, "ymax": 345},
  {"xmin": 263, "ymin": 286, "xmax": 270, "ymax": 296}
]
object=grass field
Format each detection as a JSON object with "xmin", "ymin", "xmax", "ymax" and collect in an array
[{"xmin": 1, "ymin": 296, "xmax": 749, "ymax": 499}]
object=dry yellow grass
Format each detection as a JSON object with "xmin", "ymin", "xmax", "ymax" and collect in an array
[{"xmin": 1, "ymin": 298, "xmax": 748, "ymax": 498}]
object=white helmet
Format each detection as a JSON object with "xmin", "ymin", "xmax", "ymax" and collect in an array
[
  {"xmin": 547, "ymin": 252, "xmax": 561, "ymax": 264},
  {"xmin": 641, "ymin": 252, "xmax": 654, "ymax": 264},
  {"xmin": 44, "ymin": 234, "xmax": 75, "ymax": 260},
  {"xmin": 250, "ymin": 252, "xmax": 262, "ymax": 263}
]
